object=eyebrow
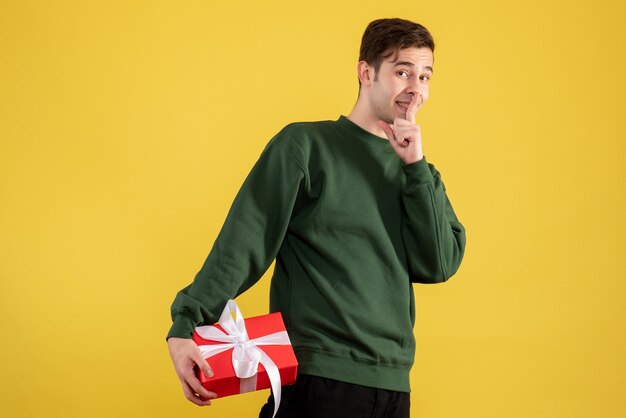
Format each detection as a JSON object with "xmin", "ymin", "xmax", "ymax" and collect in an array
[{"xmin": 393, "ymin": 61, "xmax": 434, "ymax": 74}]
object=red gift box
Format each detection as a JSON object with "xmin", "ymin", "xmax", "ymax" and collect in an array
[{"xmin": 192, "ymin": 301, "xmax": 298, "ymax": 400}]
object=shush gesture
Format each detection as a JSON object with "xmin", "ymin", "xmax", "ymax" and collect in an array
[{"xmin": 377, "ymin": 93, "xmax": 424, "ymax": 165}]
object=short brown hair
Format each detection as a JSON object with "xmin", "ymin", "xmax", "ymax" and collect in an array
[{"xmin": 358, "ymin": 18, "xmax": 435, "ymax": 84}]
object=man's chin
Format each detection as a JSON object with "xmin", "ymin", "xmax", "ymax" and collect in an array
[
  {"xmin": 379, "ymin": 114, "xmax": 396, "ymax": 124},
  {"xmin": 376, "ymin": 109, "xmax": 404, "ymax": 124}
]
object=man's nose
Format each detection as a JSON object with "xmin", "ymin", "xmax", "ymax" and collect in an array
[{"xmin": 406, "ymin": 88, "xmax": 422, "ymax": 103}]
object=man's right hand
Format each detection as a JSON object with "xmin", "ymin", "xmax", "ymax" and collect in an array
[{"xmin": 167, "ymin": 337, "xmax": 217, "ymax": 406}]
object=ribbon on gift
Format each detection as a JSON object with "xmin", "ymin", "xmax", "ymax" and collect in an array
[{"xmin": 195, "ymin": 300, "xmax": 291, "ymax": 418}]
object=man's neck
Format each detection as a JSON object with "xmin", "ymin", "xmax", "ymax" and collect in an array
[{"xmin": 346, "ymin": 101, "xmax": 387, "ymax": 140}]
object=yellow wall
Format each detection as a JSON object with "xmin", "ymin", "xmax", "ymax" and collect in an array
[{"xmin": 1, "ymin": 1, "xmax": 625, "ymax": 417}]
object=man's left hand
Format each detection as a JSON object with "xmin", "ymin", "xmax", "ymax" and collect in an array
[{"xmin": 377, "ymin": 94, "xmax": 424, "ymax": 164}]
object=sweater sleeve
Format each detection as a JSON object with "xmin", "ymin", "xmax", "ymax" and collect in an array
[
  {"xmin": 400, "ymin": 156, "xmax": 466, "ymax": 284},
  {"xmin": 166, "ymin": 136, "xmax": 306, "ymax": 340}
]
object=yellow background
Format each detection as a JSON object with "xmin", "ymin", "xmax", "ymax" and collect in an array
[{"xmin": 1, "ymin": 0, "xmax": 625, "ymax": 417}]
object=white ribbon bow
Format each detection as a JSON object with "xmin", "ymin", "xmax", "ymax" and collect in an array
[{"xmin": 195, "ymin": 300, "xmax": 291, "ymax": 418}]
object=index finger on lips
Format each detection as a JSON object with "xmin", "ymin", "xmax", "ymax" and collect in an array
[{"xmin": 405, "ymin": 93, "xmax": 419, "ymax": 122}]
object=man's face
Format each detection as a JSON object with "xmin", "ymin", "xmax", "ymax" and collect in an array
[{"xmin": 367, "ymin": 47, "xmax": 434, "ymax": 123}]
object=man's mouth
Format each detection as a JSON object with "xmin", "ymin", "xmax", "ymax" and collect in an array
[{"xmin": 396, "ymin": 101, "xmax": 410, "ymax": 111}]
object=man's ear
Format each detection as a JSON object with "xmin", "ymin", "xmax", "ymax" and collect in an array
[{"xmin": 357, "ymin": 61, "xmax": 374, "ymax": 87}]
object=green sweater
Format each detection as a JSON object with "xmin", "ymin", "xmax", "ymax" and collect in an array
[{"xmin": 167, "ymin": 115, "xmax": 466, "ymax": 392}]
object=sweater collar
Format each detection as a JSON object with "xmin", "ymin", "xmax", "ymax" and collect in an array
[{"xmin": 336, "ymin": 115, "xmax": 395, "ymax": 152}]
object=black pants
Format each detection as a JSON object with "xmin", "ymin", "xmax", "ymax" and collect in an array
[{"xmin": 258, "ymin": 374, "xmax": 410, "ymax": 418}]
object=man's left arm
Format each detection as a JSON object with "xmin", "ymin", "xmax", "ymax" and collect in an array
[
  {"xmin": 400, "ymin": 158, "xmax": 466, "ymax": 283},
  {"xmin": 378, "ymin": 94, "xmax": 466, "ymax": 283}
]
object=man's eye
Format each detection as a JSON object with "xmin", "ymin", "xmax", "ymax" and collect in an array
[
  {"xmin": 420, "ymin": 75, "xmax": 431, "ymax": 82},
  {"xmin": 397, "ymin": 70, "xmax": 409, "ymax": 77}
]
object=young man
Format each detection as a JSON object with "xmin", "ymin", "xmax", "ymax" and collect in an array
[{"xmin": 167, "ymin": 18, "xmax": 466, "ymax": 418}]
